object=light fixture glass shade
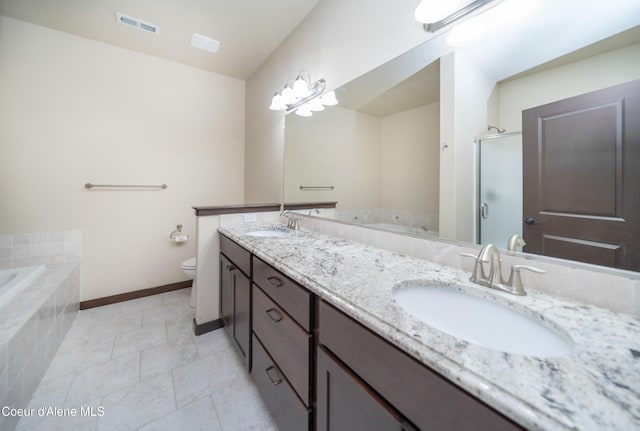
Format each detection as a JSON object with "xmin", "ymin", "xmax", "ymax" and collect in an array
[
  {"xmin": 281, "ymin": 85, "xmax": 296, "ymax": 105},
  {"xmin": 295, "ymin": 104, "xmax": 313, "ymax": 117},
  {"xmin": 319, "ymin": 90, "xmax": 338, "ymax": 106},
  {"xmin": 446, "ymin": 15, "xmax": 486, "ymax": 47},
  {"xmin": 491, "ymin": 0, "xmax": 539, "ymax": 26},
  {"xmin": 308, "ymin": 98, "xmax": 325, "ymax": 112},
  {"xmin": 269, "ymin": 93, "xmax": 287, "ymax": 111},
  {"xmin": 414, "ymin": 0, "xmax": 462, "ymax": 23},
  {"xmin": 293, "ymin": 76, "xmax": 311, "ymax": 98}
]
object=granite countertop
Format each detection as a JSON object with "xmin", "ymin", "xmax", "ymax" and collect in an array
[{"xmin": 218, "ymin": 224, "xmax": 640, "ymax": 431}]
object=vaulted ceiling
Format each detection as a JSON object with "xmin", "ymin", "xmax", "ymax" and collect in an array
[{"xmin": 0, "ymin": 0, "xmax": 321, "ymax": 79}]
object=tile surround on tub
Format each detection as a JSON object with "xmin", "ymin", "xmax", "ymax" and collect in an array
[
  {"xmin": 0, "ymin": 228, "xmax": 82, "ymax": 431},
  {"xmin": 0, "ymin": 231, "xmax": 82, "ymax": 269},
  {"xmin": 0, "ymin": 264, "xmax": 81, "ymax": 431},
  {"xmin": 296, "ymin": 214, "xmax": 640, "ymax": 318}
]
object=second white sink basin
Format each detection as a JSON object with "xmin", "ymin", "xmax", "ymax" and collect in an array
[
  {"xmin": 245, "ymin": 230, "xmax": 289, "ymax": 238},
  {"xmin": 393, "ymin": 283, "xmax": 572, "ymax": 357}
]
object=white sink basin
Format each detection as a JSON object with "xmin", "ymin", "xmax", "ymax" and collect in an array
[
  {"xmin": 393, "ymin": 283, "xmax": 572, "ymax": 357},
  {"xmin": 245, "ymin": 230, "xmax": 289, "ymax": 238}
]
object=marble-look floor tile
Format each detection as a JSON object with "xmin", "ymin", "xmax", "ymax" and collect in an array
[
  {"xmin": 140, "ymin": 337, "xmax": 199, "ymax": 381},
  {"xmin": 96, "ymin": 372, "xmax": 176, "ymax": 431},
  {"xmin": 193, "ymin": 328, "xmax": 235, "ymax": 359},
  {"xmin": 164, "ymin": 316, "xmax": 195, "ymax": 342},
  {"xmin": 16, "ymin": 373, "xmax": 74, "ymax": 430},
  {"xmin": 22, "ymin": 290, "xmax": 275, "ymax": 431},
  {"xmin": 64, "ymin": 353, "xmax": 140, "ymax": 406},
  {"xmin": 16, "ymin": 398, "xmax": 101, "ymax": 431},
  {"xmin": 172, "ymin": 349, "xmax": 245, "ymax": 408},
  {"xmin": 43, "ymin": 333, "xmax": 115, "ymax": 380},
  {"xmin": 142, "ymin": 302, "xmax": 193, "ymax": 328},
  {"xmin": 212, "ymin": 374, "xmax": 277, "ymax": 431},
  {"xmin": 160, "ymin": 288, "xmax": 192, "ymax": 306},
  {"xmin": 111, "ymin": 324, "xmax": 166, "ymax": 359},
  {"xmin": 139, "ymin": 395, "xmax": 222, "ymax": 431},
  {"xmin": 99, "ymin": 294, "xmax": 164, "ymax": 315},
  {"xmin": 66, "ymin": 313, "xmax": 142, "ymax": 344}
]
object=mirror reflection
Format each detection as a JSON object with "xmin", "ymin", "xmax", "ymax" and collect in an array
[{"xmin": 283, "ymin": 0, "xmax": 640, "ymax": 272}]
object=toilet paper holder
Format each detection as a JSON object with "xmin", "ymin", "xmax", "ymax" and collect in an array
[{"xmin": 170, "ymin": 225, "xmax": 189, "ymax": 243}]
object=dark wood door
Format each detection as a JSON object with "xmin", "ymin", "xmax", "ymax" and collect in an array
[
  {"xmin": 316, "ymin": 347, "xmax": 413, "ymax": 431},
  {"xmin": 522, "ymin": 79, "xmax": 640, "ymax": 271}
]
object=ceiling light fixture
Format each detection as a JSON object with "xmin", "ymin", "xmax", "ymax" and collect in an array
[
  {"xmin": 269, "ymin": 70, "xmax": 337, "ymax": 116},
  {"xmin": 190, "ymin": 33, "xmax": 220, "ymax": 53},
  {"xmin": 416, "ymin": 0, "xmax": 496, "ymax": 33}
]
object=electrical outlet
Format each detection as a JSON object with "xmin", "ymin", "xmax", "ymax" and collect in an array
[{"xmin": 243, "ymin": 213, "xmax": 257, "ymax": 223}]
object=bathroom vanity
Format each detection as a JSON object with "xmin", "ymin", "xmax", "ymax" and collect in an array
[{"xmin": 217, "ymin": 224, "xmax": 640, "ymax": 431}]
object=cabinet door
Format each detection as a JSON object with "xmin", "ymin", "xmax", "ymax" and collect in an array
[
  {"xmin": 233, "ymin": 268, "xmax": 251, "ymax": 367},
  {"xmin": 220, "ymin": 253, "xmax": 251, "ymax": 368},
  {"xmin": 220, "ymin": 254, "xmax": 234, "ymax": 333},
  {"xmin": 317, "ymin": 347, "xmax": 413, "ymax": 431}
]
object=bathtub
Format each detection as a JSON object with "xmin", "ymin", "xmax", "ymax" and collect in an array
[{"xmin": 0, "ymin": 265, "xmax": 45, "ymax": 306}]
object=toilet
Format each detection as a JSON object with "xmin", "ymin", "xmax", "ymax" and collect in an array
[{"xmin": 181, "ymin": 257, "xmax": 197, "ymax": 307}]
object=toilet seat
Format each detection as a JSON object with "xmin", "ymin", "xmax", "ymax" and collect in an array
[{"xmin": 181, "ymin": 257, "xmax": 196, "ymax": 270}]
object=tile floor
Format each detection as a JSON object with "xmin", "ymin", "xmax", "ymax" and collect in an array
[{"xmin": 16, "ymin": 288, "xmax": 278, "ymax": 431}]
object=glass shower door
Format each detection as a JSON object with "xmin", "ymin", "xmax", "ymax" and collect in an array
[{"xmin": 478, "ymin": 133, "xmax": 523, "ymax": 248}]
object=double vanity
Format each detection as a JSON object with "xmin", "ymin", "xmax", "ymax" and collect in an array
[{"xmin": 216, "ymin": 222, "xmax": 639, "ymax": 430}]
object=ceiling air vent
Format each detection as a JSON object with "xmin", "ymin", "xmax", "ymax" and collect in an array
[{"xmin": 116, "ymin": 12, "xmax": 159, "ymax": 35}]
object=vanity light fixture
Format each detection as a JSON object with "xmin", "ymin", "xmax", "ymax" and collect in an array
[
  {"xmin": 269, "ymin": 70, "xmax": 337, "ymax": 116},
  {"xmin": 415, "ymin": 0, "xmax": 497, "ymax": 33},
  {"xmin": 446, "ymin": 14, "xmax": 486, "ymax": 47}
]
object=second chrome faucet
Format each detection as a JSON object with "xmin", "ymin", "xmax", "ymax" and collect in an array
[{"xmin": 461, "ymin": 244, "xmax": 545, "ymax": 296}]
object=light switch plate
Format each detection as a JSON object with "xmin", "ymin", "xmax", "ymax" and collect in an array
[{"xmin": 243, "ymin": 213, "xmax": 257, "ymax": 223}]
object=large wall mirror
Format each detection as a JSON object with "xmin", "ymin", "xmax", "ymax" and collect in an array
[{"xmin": 284, "ymin": 0, "xmax": 640, "ymax": 272}]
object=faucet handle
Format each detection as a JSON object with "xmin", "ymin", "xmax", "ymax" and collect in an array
[
  {"xmin": 507, "ymin": 265, "xmax": 546, "ymax": 295},
  {"xmin": 459, "ymin": 252, "xmax": 486, "ymax": 282},
  {"xmin": 459, "ymin": 252, "xmax": 478, "ymax": 259}
]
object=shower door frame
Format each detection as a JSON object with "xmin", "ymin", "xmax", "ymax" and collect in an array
[{"xmin": 475, "ymin": 131, "xmax": 523, "ymax": 246}]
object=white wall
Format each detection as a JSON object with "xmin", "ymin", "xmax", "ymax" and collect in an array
[
  {"xmin": 284, "ymin": 107, "xmax": 381, "ymax": 209},
  {"xmin": 497, "ymin": 43, "xmax": 640, "ymax": 131},
  {"xmin": 380, "ymin": 102, "xmax": 440, "ymax": 216},
  {"xmin": 0, "ymin": 17, "xmax": 246, "ymax": 301},
  {"xmin": 245, "ymin": 0, "xmax": 435, "ymax": 204}
]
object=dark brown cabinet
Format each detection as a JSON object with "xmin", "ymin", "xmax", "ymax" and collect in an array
[
  {"xmin": 317, "ymin": 347, "xmax": 414, "ymax": 431},
  {"xmin": 219, "ymin": 234, "xmax": 252, "ymax": 369},
  {"xmin": 318, "ymin": 301, "xmax": 522, "ymax": 431},
  {"xmin": 251, "ymin": 257, "xmax": 313, "ymax": 431},
  {"xmin": 219, "ymin": 235, "xmax": 523, "ymax": 431},
  {"xmin": 252, "ymin": 334, "xmax": 310, "ymax": 431}
]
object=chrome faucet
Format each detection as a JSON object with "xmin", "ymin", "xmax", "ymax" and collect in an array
[
  {"xmin": 288, "ymin": 216, "xmax": 300, "ymax": 230},
  {"xmin": 460, "ymin": 244, "xmax": 545, "ymax": 295},
  {"xmin": 280, "ymin": 210, "xmax": 299, "ymax": 229}
]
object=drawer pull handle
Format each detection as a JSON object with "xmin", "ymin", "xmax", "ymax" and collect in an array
[
  {"xmin": 266, "ymin": 308, "xmax": 283, "ymax": 323},
  {"xmin": 267, "ymin": 276, "xmax": 284, "ymax": 287},
  {"xmin": 226, "ymin": 264, "xmax": 236, "ymax": 271},
  {"xmin": 265, "ymin": 366, "xmax": 283, "ymax": 385}
]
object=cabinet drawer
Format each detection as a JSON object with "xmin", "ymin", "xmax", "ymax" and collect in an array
[
  {"xmin": 319, "ymin": 301, "xmax": 523, "ymax": 431},
  {"xmin": 253, "ymin": 285, "xmax": 311, "ymax": 406},
  {"xmin": 219, "ymin": 234, "xmax": 251, "ymax": 277},
  {"xmin": 253, "ymin": 258, "xmax": 311, "ymax": 331},
  {"xmin": 251, "ymin": 335, "xmax": 310, "ymax": 431}
]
